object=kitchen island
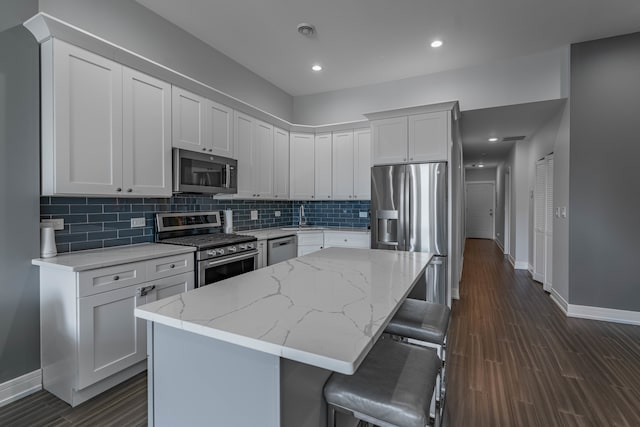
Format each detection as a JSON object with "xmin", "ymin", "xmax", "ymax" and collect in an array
[{"xmin": 135, "ymin": 247, "xmax": 432, "ymax": 427}]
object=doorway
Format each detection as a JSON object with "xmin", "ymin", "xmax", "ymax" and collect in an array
[{"xmin": 465, "ymin": 181, "xmax": 495, "ymax": 239}]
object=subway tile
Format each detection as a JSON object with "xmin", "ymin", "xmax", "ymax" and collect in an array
[
  {"xmin": 104, "ymin": 204, "xmax": 131, "ymax": 213},
  {"xmin": 103, "ymin": 221, "xmax": 133, "ymax": 230},
  {"xmin": 88, "ymin": 213, "xmax": 118, "ymax": 222},
  {"xmin": 88, "ymin": 231, "xmax": 118, "ymax": 240},
  {"xmin": 40, "ymin": 196, "xmax": 50, "ymax": 204},
  {"xmin": 118, "ymin": 228, "xmax": 143, "ymax": 238},
  {"xmin": 71, "ymin": 241, "xmax": 103, "ymax": 252},
  {"xmin": 132, "ymin": 235, "xmax": 154, "ymax": 244},
  {"xmin": 60, "ymin": 214, "xmax": 89, "ymax": 224},
  {"xmin": 51, "ymin": 197, "xmax": 87, "ymax": 204},
  {"xmin": 87, "ymin": 197, "xmax": 118, "ymax": 205},
  {"xmin": 103, "ymin": 238, "xmax": 132, "ymax": 248},
  {"xmin": 55, "ymin": 243, "xmax": 70, "ymax": 254},
  {"xmin": 70, "ymin": 204, "xmax": 103, "ymax": 214},
  {"xmin": 69, "ymin": 223, "xmax": 103, "ymax": 233},
  {"xmin": 42, "ymin": 205, "xmax": 69, "ymax": 215},
  {"xmin": 56, "ymin": 233, "xmax": 88, "ymax": 243}
]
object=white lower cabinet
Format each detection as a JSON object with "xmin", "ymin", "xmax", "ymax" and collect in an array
[
  {"xmin": 39, "ymin": 252, "xmax": 194, "ymax": 406},
  {"xmin": 256, "ymin": 240, "xmax": 268, "ymax": 269},
  {"xmin": 297, "ymin": 232, "xmax": 324, "ymax": 257},
  {"xmin": 323, "ymin": 231, "xmax": 370, "ymax": 249}
]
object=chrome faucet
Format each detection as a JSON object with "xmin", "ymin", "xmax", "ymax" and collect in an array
[{"xmin": 299, "ymin": 204, "xmax": 306, "ymax": 227}]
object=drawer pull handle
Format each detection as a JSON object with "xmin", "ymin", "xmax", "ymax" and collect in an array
[
  {"xmin": 113, "ymin": 275, "xmax": 120, "ymax": 281},
  {"xmin": 169, "ymin": 264, "xmax": 175, "ymax": 268}
]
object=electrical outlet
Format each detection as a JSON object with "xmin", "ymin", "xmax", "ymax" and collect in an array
[
  {"xmin": 560, "ymin": 207, "xmax": 567, "ymax": 219},
  {"xmin": 359, "ymin": 211, "xmax": 368, "ymax": 218},
  {"xmin": 40, "ymin": 218, "xmax": 64, "ymax": 230},
  {"xmin": 130, "ymin": 217, "xmax": 146, "ymax": 228},
  {"xmin": 250, "ymin": 210, "xmax": 258, "ymax": 220},
  {"xmin": 274, "ymin": 211, "xmax": 281, "ymax": 217}
]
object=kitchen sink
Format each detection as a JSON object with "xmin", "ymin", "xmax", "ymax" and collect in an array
[{"xmin": 281, "ymin": 226, "xmax": 327, "ymax": 231}]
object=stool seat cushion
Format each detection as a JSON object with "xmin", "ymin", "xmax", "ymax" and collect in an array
[
  {"xmin": 386, "ymin": 299, "xmax": 451, "ymax": 345},
  {"xmin": 324, "ymin": 338, "xmax": 440, "ymax": 427}
]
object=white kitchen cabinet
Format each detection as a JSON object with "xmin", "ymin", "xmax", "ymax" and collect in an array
[
  {"xmin": 273, "ymin": 127, "xmax": 290, "ymax": 199},
  {"xmin": 38, "ymin": 250, "xmax": 194, "ymax": 406},
  {"xmin": 314, "ymin": 133, "xmax": 333, "ymax": 200},
  {"xmin": 323, "ymin": 231, "xmax": 371, "ymax": 249},
  {"xmin": 235, "ymin": 112, "xmax": 274, "ymax": 199},
  {"xmin": 172, "ymin": 86, "xmax": 234, "ymax": 158},
  {"xmin": 353, "ymin": 129, "xmax": 372, "ymax": 200},
  {"xmin": 371, "ymin": 111, "xmax": 449, "ymax": 165},
  {"xmin": 41, "ymin": 39, "xmax": 171, "ymax": 197},
  {"xmin": 290, "ymin": 132, "xmax": 315, "ymax": 200},
  {"xmin": 332, "ymin": 131, "xmax": 355, "ymax": 200},
  {"xmin": 256, "ymin": 240, "xmax": 268, "ymax": 269},
  {"xmin": 297, "ymin": 232, "xmax": 324, "ymax": 256}
]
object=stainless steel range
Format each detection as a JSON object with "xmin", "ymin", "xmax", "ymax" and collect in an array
[{"xmin": 156, "ymin": 212, "xmax": 258, "ymax": 287}]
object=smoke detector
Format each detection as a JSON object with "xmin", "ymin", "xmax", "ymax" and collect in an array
[{"xmin": 297, "ymin": 23, "xmax": 316, "ymax": 37}]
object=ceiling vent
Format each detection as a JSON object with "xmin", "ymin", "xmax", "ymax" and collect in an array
[
  {"xmin": 502, "ymin": 135, "xmax": 526, "ymax": 142},
  {"xmin": 297, "ymin": 23, "xmax": 316, "ymax": 37}
]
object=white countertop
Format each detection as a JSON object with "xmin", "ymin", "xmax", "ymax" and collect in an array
[
  {"xmin": 135, "ymin": 247, "xmax": 432, "ymax": 374},
  {"xmin": 32, "ymin": 243, "xmax": 195, "ymax": 272},
  {"xmin": 241, "ymin": 227, "xmax": 370, "ymax": 240}
]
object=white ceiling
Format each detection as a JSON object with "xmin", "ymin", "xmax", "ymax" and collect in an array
[{"xmin": 137, "ymin": 0, "xmax": 640, "ymax": 96}]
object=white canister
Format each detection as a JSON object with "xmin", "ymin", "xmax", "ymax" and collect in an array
[
  {"xmin": 223, "ymin": 209, "xmax": 234, "ymax": 234},
  {"xmin": 40, "ymin": 226, "xmax": 57, "ymax": 258}
]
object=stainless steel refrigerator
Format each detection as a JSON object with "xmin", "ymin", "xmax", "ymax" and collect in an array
[{"xmin": 371, "ymin": 163, "xmax": 448, "ymax": 304}]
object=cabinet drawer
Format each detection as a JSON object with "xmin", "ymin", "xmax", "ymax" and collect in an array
[
  {"xmin": 78, "ymin": 263, "xmax": 147, "ymax": 297},
  {"xmin": 324, "ymin": 232, "xmax": 370, "ymax": 248},
  {"xmin": 146, "ymin": 253, "xmax": 194, "ymax": 281},
  {"xmin": 296, "ymin": 232, "xmax": 324, "ymax": 246}
]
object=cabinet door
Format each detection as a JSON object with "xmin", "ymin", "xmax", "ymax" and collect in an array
[
  {"xmin": 332, "ymin": 131, "xmax": 354, "ymax": 200},
  {"xmin": 144, "ymin": 273, "xmax": 195, "ymax": 303},
  {"xmin": 254, "ymin": 120, "xmax": 274, "ymax": 198},
  {"xmin": 234, "ymin": 111, "xmax": 255, "ymax": 198},
  {"xmin": 314, "ymin": 133, "xmax": 332, "ymax": 200},
  {"xmin": 205, "ymin": 100, "xmax": 234, "ymax": 158},
  {"xmin": 172, "ymin": 87, "xmax": 207, "ymax": 152},
  {"xmin": 122, "ymin": 68, "xmax": 172, "ymax": 196},
  {"xmin": 78, "ymin": 286, "xmax": 146, "ymax": 389},
  {"xmin": 354, "ymin": 129, "xmax": 372, "ymax": 200},
  {"xmin": 408, "ymin": 111, "xmax": 448, "ymax": 162},
  {"xmin": 273, "ymin": 127, "xmax": 290, "ymax": 200},
  {"xmin": 371, "ymin": 116, "xmax": 408, "ymax": 165},
  {"xmin": 290, "ymin": 133, "xmax": 315, "ymax": 200},
  {"xmin": 49, "ymin": 40, "xmax": 123, "ymax": 195},
  {"xmin": 256, "ymin": 240, "xmax": 267, "ymax": 269}
]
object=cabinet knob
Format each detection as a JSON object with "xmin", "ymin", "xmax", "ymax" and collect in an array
[
  {"xmin": 410, "ymin": 158, "xmax": 414, "ymax": 161},
  {"xmin": 169, "ymin": 264, "xmax": 175, "ymax": 269},
  {"xmin": 354, "ymin": 195, "xmax": 358, "ymax": 199},
  {"xmin": 113, "ymin": 275, "xmax": 120, "ymax": 281},
  {"xmin": 349, "ymin": 195, "xmax": 352, "ymax": 198},
  {"xmin": 202, "ymin": 148, "xmax": 207, "ymax": 151},
  {"xmin": 116, "ymin": 188, "xmax": 122, "ymax": 192},
  {"xmin": 403, "ymin": 158, "xmax": 407, "ymax": 162},
  {"xmin": 209, "ymin": 149, "xmax": 213, "ymax": 152},
  {"xmin": 275, "ymin": 195, "xmax": 278, "ymax": 198},
  {"xmin": 327, "ymin": 196, "xmax": 330, "ymax": 199},
  {"xmin": 126, "ymin": 188, "xmax": 132, "ymax": 193},
  {"xmin": 311, "ymin": 196, "xmax": 315, "ymax": 198}
]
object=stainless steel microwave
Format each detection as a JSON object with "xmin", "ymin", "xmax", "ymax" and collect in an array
[{"xmin": 173, "ymin": 149, "xmax": 237, "ymax": 194}]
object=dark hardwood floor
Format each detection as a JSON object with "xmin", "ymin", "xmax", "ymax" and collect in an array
[
  {"xmin": 3, "ymin": 239, "xmax": 640, "ymax": 426},
  {"xmin": 446, "ymin": 239, "xmax": 640, "ymax": 427}
]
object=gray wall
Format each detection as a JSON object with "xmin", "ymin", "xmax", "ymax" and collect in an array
[
  {"xmin": 38, "ymin": 0, "xmax": 294, "ymax": 121},
  {"xmin": 495, "ymin": 164, "xmax": 506, "ymax": 249},
  {"xmin": 0, "ymin": 0, "xmax": 38, "ymax": 32},
  {"xmin": 293, "ymin": 47, "xmax": 568, "ymax": 125},
  {"xmin": 569, "ymin": 32, "xmax": 640, "ymax": 311},
  {"xmin": 0, "ymin": 24, "xmax": 41, "ymax": 383},
  {"xmin": 465, "ymin": 167, "xmax": 496, "ymax": 182},
  {"xmin": 552, "ymin": 104, "xmax": 570, "ymax": 302}
]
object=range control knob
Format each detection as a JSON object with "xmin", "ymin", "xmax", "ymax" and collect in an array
[
  {"xmin": 239, "ymin": 244, "xmax": 247, "ymax": 250},
  {"xmin": 207, "ymin": 250, "xmax": 215, "ymax": 256},
  {"xmin": 228, "ymin": 246, "xmax": 237, "ymax": 253},
  {"xmin": 216, "ymin": 249, "xmax": 225, "ymax": 255},
  {"xmin": 246, "ymin": 243, "xmax": 254, "ymax": 249}
]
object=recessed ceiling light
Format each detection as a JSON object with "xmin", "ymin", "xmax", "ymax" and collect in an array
[
  {"xmin": 478, "ymin": 164, "xmax": 485, "ymax": 168},
  {"xmin": 488, "ymin": 137, "xmax": 499, "ymax": 142},
  {"xmin": 430, "ymin": 40, "xmax": 443, "ymax": 48},
  {"xmin": 311, "ymin": 64, "xmax": 322, "ymax": 71}
]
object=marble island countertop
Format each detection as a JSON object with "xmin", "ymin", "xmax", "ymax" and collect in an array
[
  {"xmin": 135, "ymin": 247, "xmax": 432, "ymax": 374},
  {"xmin": 240, "ymin": 226, "xmax": 370, "ymax": 240}
]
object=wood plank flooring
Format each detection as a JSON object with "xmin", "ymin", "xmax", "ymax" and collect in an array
[
  {"xmin": 2, "ymin": 238, "xmax": 640, "ymax": 426},
  {"xmin": 446, "ymin": 239, "xmax": 640, "ymax": 427}
]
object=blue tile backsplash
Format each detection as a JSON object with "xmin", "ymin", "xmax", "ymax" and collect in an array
[{"xmin": 41, "ymin": 196, "xmax": 370, "ymax": 254}]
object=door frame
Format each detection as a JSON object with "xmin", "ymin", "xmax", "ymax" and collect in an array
[
  {"xmin": 504, "ymin": 167, "xmax": 511, "ymax": 255},
  {"xmin": 465, "ymin": 180, "xmax": 496, "ymax": 240}
]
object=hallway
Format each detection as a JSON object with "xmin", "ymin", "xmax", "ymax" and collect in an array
[{"xmin": 446, "ymin": 239, "xmax": 640, "ymax": 426}]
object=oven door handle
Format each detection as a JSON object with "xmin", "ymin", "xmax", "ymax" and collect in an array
[{"xmin": 205, "ymin": 250, "xmax": 258, "ymax": 267}]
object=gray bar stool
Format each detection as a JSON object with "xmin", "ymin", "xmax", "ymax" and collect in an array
[
  {"xmin": 324, "ymin": 337, "xmax": 441, "ymax": 427},
  {"xmin": 385, "ymin": 299, "xmax": 451, "ymax": 401}
]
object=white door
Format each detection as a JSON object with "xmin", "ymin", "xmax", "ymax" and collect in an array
[
  {"xmin": 465, "ymin": 182, "xmax": 495, "ymax": 239},
  {"xmin": 273, "ymin": 127, "xmax": 290, "ymax": 200},
  {"xmin": 234, "ymin": 111, "xmax": 255, "ymax": 198},
  {"xmin": 172, "ymin": 86, "xmax": 206, "ymax": 152},
  {"xmin": 543, "ymin": 156, "xmax": 554, "ymax": 291},
  {"xmin": 52, "ymin": 40, "xmax": 123, "ymax": 195},
  {"xmin": 204, "ymin": 99, "xmax": 234, "ymax": 158},
  {"xmin": 332, "ymin": 131, "xmax": 354, "ymax": 200},
  {"xmin": 408, "ymin": 111, "xmax": 448, "ymax": 162},
  {"xmin": 122, "ymin": 68, "xmax": 172, "ymax": 197},
  {"xmin": 254, "ymin": 120, "xmax": 274, "ymax": 198},
  {"xmin": 533, "ymin": 160, "xmax": 547, "ymax": 283},
  {"xmin": 289, "ymin": 133, "xmax": 315, "ymax": 200},
  {"xmin": 314, "ymin": 133, "xmax": 332, "ymax": 200},
  {"xmin": 353, "ymin": 129, "xmax": 371, "ymax": 200},
  {"xmin": 371, "ymin": 116, "xmax": 408, "ymax": 165}
]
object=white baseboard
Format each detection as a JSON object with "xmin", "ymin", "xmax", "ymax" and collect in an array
[
  {"xmin": 532, "ymin": 272, "xmax": 544, "ymax": 283},
  {"xmin": 0, "ymin": 369, "xmax": 42, "ymax": 408},
  {"xmin": 514, "ymin": 261, "xmax": 528, "ymax": 270},
  {"xmin": 451, "ymin": 287, "xmax": 460, "ymax": 300},
  {"xmin": 567, "ymin": 304, "xmax": 640, "ymax": 326},
  {"xmin": 550, "ymin": 288, "xmax": 568, "ymax": 314},
  {"xmin": 495, "ymin": 239, "xmax": 504, "ymax": 252}
]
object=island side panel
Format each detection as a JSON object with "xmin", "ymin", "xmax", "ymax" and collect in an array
[{"xmin": 150, "ymin": 323, "xmax": 280, "ymax": 427}]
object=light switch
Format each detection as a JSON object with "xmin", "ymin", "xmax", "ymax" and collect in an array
[
  {"xmin": 130, "ymin": 217, "xmax": 146, "ymax": 228},
  {"xmin": 555, "ymin": 207, "xmax": 561, "ymax": 218},
  {"xmin": 250, "ymin": 210, "xmax": 258, "ymax": 220},
  {"xmin": 359, "ymin": 211, "xmax": 368, "ymax": 218},
  {"xmin": 560, "ymin": 207, "xmax": 567, "ymax": 219},
  {"xmin": 274, "ymin": 211, "xmax": 281, "ymax": 217}
]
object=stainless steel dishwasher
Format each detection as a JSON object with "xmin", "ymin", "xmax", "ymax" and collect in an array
[{"xmin": 267, "ymin": 235, "xmax": 298, "ymax": 265}]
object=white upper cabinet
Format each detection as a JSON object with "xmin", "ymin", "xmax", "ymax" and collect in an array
[
  {"xmin": 42, "ymin": 39, "xmax": 170, "ymax": 197},
  {"xmin": 290, "ymin": 132, "xmax": 315, "ymax": 200},
  {"xmin": 332, "ymin": 131, "xmax": 355, "ymax": 200},
  {"xmin": 371, "ymin": 116, "xmax": 408, "ymax": 165},
  {"xmin": 234, "ymin": 112, "xmax": 274, "ymax": 199},
  {"xmin": 122, "ymin": 68, "xmax": 172, "ymax": 196},
  {"xmin": 408, "ymin": 111, "xmax": 448, "ymax": 162},
  {"xmin": 273, "ymin": 127, "xmax": 290, "ymax": 199},
  {"xmin": 172, "ymin": 87, "xmax": 234, "ymax": 158},
  {"xmin": 314, "ymin": 133, "xmax": 333, "ymax": 200},
  {"xmin": 371, "ymin": 110, "xmax": 449, "ymax": 165},
  {"xmin": 353, "ymin": 129, "xmax": 372, "ymax": 200}
]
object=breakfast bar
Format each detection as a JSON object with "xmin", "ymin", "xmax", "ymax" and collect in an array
[{"xmin": 135, "ymin": 247, "xmax": 432, "ymax": 427}]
